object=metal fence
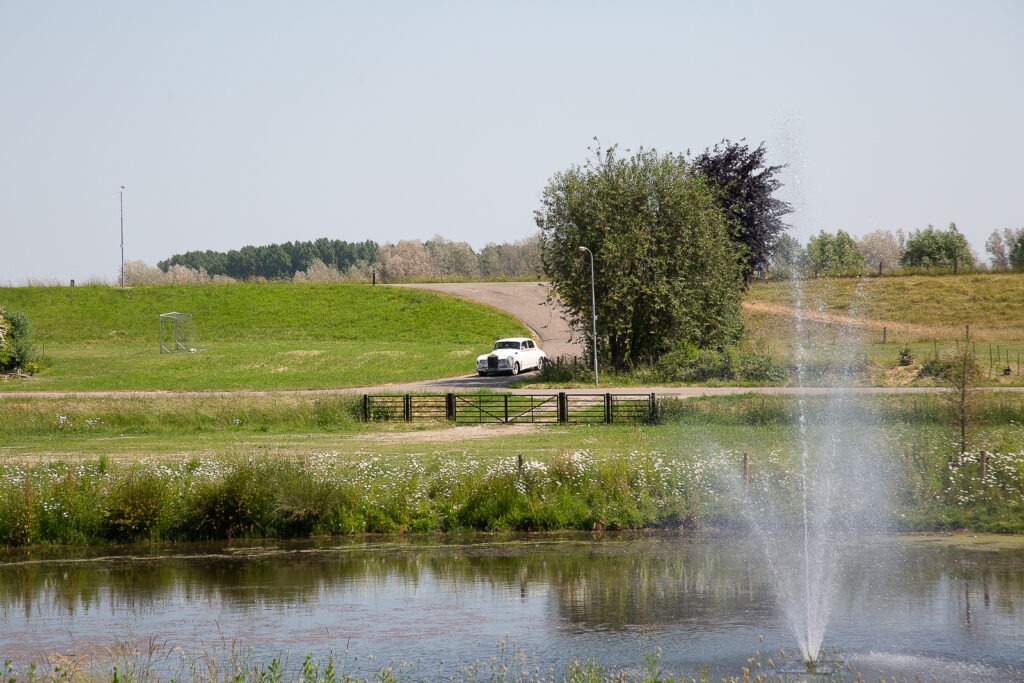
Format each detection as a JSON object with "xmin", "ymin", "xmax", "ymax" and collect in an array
[{"xmin": 362, "ymin": 393, "xmax": 657, "ymax": 425}]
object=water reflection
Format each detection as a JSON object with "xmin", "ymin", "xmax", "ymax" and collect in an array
[{"xmin": 0, "ymin": 534, "xmax": 1022, "ymax": 681}]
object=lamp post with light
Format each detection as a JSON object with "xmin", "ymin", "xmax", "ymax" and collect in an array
[{"xmin": 578, "ymin": 246, "xmax": 598, "ymax": 386}]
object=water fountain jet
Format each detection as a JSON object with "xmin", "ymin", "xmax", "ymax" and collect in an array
[{"xmin": 734, "ymin": 278, "xmax": 890, "ymax": 665}]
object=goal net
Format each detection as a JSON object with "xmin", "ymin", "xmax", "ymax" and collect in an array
[{"xmin": 159, "ymin": 312, "xmax": 201, "ymax": 353}]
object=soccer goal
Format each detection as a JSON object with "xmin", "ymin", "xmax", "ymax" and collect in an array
[{"xmin": 159, "ymin": 312, "xmax": 201, "ymax": 353}]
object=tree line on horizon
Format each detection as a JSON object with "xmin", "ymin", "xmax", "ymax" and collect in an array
[
  {"xmin": 158, "ymin": 238, "xmax": 379, "ymax": 281},
  {"xmin": 149, "ymin": 235, "xmax": 542, "ymax": 284},
  {"xmin": 130, "ymin": 223, "xmax": 1023, "ymax": 290},
  {"xmin": 770, "ymin": 223, "xmax": 1024, "ymax": 277}
]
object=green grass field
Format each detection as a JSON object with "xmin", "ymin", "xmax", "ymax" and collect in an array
[
  {"xmin": 6, "ymin": 273, "xmax": 1024, "ymax": 391},
  {"xmin": 0, "ymin": 283, "xmax": 529, "ymax": 391}
]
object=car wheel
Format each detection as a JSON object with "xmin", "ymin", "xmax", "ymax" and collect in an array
[
  {"xmin": 478, "ymin": 371, "xmax": 487, "ymax": 377},
  {"xmin": 535, "ymin": 357, "xmax": 545, "ymax": 372},
  {"xmin": 512, "ymin": 362, "xmax": 520, "ymax": 375}
]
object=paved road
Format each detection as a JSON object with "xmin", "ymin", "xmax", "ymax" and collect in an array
[
  {"xmin": 389, "ymin": 281, "xmax": 580, "ymax": 391},
  {"xmin": 396, "ymin": 282, "xmax": 578, "ymax": 359}
]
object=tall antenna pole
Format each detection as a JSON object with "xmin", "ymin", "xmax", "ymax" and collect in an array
[{"xmin": 120, "ymin": 186, "xmax": 125, "ymax": 288}]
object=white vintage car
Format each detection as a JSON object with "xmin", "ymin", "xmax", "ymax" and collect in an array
[{"xmin": 476, "ymin": 337, "xmax": 546, "ymax": 376}]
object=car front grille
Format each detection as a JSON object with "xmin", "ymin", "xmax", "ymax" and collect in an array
[{"xmin": 487, "ymin": 355, "xmax": 499, "ymax": 369}]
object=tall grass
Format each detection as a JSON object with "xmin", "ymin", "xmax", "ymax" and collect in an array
[
  {"xmin": 0, "ymin": 394, "xmax": 364, "ymax": 437},
  {"xmin": 660, "ymin": 392, "xmax": 1024, "ymax": 427},
  {"xmin": 3, "ymin": 419, "xmax": 1023, "ymax": 547},
  {"xmin": 0, "ymin": 449, "xmax": 723, "ymax": 546},
  {"xmin": 2, "ymin": 392, "xmax": 1023, "ymax": 544}
]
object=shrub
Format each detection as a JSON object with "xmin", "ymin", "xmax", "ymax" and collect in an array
[
  {"xmin": 0, "ymin": 482, "xmax": 37, "ymax": 546},
  {"xmin": 654, "ymin": 344, "xmax": 787, "ymax": 384},
  {"xmin": 535, "ymin": 356, "xmax": 593, "ymax": 384},
  {"xmin": 728, "ymin": 348, "xmax": 789, "ymax": 383},
  {"xmin": 272, "ymin": 474, "xmax": 341, "ymax": 536},
  {"xmin": 0, "ymin": 306, "xmax": 36, "ymax": 372},
  {"xmin": 919, "ymin": 357, "xmax": 953, "ymax": 379},
  {"xmin": 102, "ymin": 470, "xmax": 168, "ymax": 542},
  {"xmin": 179, "ymin": 461, "xmax": 275, "ymax": 539}
]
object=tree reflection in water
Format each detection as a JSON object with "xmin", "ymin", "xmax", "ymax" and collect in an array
[{"xmin": 0, "ymin": 533, "xmax": 1022, "ymax": 680}]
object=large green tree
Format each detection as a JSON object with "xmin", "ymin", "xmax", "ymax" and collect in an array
[
  {"xmin": 806, "ymin": 229, "xmax": 866, "ymax": 274},
  {"xmin": 985, "ymin": 227, "xmax": 1024, "ymax": 271},
  {"xmin": 901, "ymin": 223, "xmax": 975, "ymax": 271},
  {"xmin": 536, "ymin": 145, "xmax": 745, "ymax": 370}
]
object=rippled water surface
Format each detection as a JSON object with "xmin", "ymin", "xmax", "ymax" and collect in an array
[{"xmin": 1, "ymin": 533, "xmax": 1022, "ymax": 680}]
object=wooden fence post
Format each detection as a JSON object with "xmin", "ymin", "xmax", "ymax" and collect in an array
[
  {"xmin": 743, "ymin": 452, "xmax": 750, "ymax": 488},
  {"xmin": 558, "ymin": 392, "xmax": 568, "ymax": 424},
  {"xmin": 403, "ymin": 394, "xmax": 412, "ymax": 422},
  {"xmin": 446, "ymin": 393, "xmax": 456, "ymax": 421}
]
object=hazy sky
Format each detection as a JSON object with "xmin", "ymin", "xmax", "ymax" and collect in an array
[{"xmin": 2, "ymin": 1, "xmax": 1021, "ymax": 284}]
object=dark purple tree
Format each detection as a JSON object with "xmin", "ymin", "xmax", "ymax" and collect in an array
[{"xmin": 694, "ymin": 140, "xmax": 792, "ymax": 281}]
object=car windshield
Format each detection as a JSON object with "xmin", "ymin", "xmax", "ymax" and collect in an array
[{"xmin": 494, "ymin": 341, "xmax": 521, "ymax": 350}]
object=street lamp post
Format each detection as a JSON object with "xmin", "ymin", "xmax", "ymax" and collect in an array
[
  {"xmin": 578, "ymin": 246, "xmax": 598, "ymax": 386},
  {"xmin": 120, "ymin": 186, "xmax": 125, "ymax": 288}
]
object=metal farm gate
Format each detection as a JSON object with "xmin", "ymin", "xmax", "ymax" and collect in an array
[{"xmin": 362, "ymin": 393, "xmax": 657, "ymax": 425}]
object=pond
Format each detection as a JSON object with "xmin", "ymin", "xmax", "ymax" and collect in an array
[{"xmin": 0, "ymin": 533, "xmax": 1022, "ymax": 681}]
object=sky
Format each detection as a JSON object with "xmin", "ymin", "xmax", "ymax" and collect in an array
[{"xmin": 1, "ymin": 1, "xmax": 1022, "ymax": 285}]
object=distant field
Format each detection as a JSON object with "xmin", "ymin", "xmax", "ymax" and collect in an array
[
  {"xmin": 748, "ymin": 273, "xmax": 1024, "ymax": 338},
  {"xmin": 743, "ymin": 273, "xmax": 1024, "ymax": 386},
  {"xmin": 0, "ymin": 283, "xmax": 529, "ymax": 391}
]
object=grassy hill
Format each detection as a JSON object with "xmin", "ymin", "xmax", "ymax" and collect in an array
[
  {"xmin": 0, "ymin": 283, "xmax": 529, "ymax": 391},
  {"xmin": 743, "ymin": 273, "xmax": 1024, "ymax": 385},
  {"xmin": 747, "ymin": 273, "xmax": 1024, "ymax": 338}
]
